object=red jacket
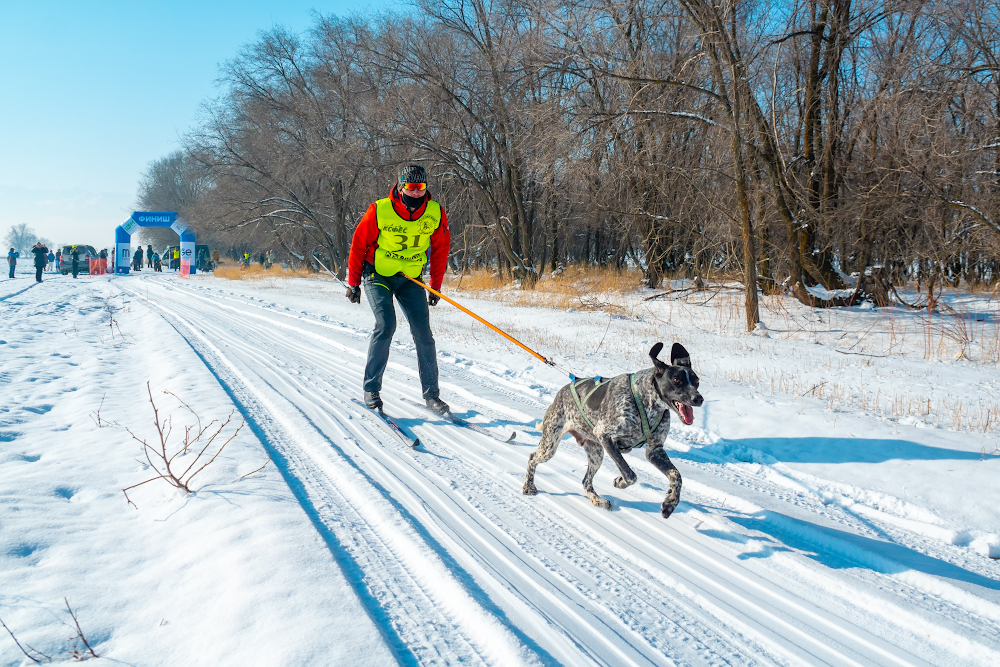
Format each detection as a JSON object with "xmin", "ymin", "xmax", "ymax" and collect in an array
[{"xmin": 348, "ymin": 186, "xmax": 451, "ymax": 289}]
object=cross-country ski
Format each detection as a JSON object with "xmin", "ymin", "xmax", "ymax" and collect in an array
[
  {"xmin": 352, "ymin": 398, "xmax": 422, "ymax": 449},
  {"xmin": 399, "ymin": 397, "xmax": 517, "ymax": 443}
]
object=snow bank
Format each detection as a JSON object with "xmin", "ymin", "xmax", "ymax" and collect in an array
[{"xmin": 0, "ymin": 277, "xmax": 393, "ymax": 665}]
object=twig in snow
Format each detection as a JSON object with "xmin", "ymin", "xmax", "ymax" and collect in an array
[
  {"xmin": 834, "ymin": 350, "xmax": 888, "ymax": 358},
  {"xmin": 236, "ymin": 459, "xmax": 271, "ymax": 482},
  {"xmin": 64, "ymin": 598, "xmax": 98, "ymax": 660},
  {"xmin": 799, "ymin": 381, "xmax": 827, "ymax": 397},
  {"xmin": 123, "ymin": 382, "xmax": 245, "ymax": 507},
  {"xmin": 89, "ymin": 393, "xmax": 115, "ymax": 428},
  {"xmin": 0, "ymin": 616, "xmax": 49, "ymax": 662},
  {"xmin": 594, "ymin": 314, "xmax": 614, "ymax": 353}
]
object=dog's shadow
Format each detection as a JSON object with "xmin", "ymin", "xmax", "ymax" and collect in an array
[
  {"xmin": 612, "ymin": 498, "xmax": 661, "ymax": 513},
  {"xmin": 727, "ymin": 508, "xmax": 1000, "ymax": 592},
  {"xmin": 681, "ymin": 436, "xmax": 988, "ymax": 465}
]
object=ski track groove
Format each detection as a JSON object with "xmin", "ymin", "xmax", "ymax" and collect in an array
[
  {"xmin": 122, "ymin": 286, "xmax": 516, "ymax": 666},
  {"xmin": 116, "ymin": 277, "xmax": 997, "ymax": 666},
  {"xmin": 135, "ymin": 281, "xmax": 765, "ymax": 666}
]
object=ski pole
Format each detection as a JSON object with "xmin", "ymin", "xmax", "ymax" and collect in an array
[
  {"xmin": 404, "ymin": 275, "xmax": 576, "ymax": 378},
  {"xmin": 311, "ymin": 253, "xmax": 349, "ymax": 289}
]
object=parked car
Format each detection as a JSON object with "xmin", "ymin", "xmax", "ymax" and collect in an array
[{"xmin": 61, "ymin": 245, "xmax": 99, "ymax": 274}]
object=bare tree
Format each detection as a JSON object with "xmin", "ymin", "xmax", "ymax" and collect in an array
[
  {"xmin": 137, "ymin": 1, "xmax": 1000, "ymax": 305},
  {"xmin": 4, "ymin": 223, "xmax": 38, "ymax": 256}
]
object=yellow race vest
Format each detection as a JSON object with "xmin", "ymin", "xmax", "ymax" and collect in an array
[{"xmin": 374, "ymin": 197, "xmax": 442, "ymax": 278}]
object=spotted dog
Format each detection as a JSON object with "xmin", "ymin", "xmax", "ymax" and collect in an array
[{"xmin": 523, "ymin": 343, "xmax": 703, "ymax": 518}]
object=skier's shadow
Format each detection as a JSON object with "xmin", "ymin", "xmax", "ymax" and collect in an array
[
  {"xmin": 452, "ymin": 408, "xmax": 541, "ymax": 439},
  {"xmin": 390, "ymin": 415, "xmax": 456, "ymax": 459}
]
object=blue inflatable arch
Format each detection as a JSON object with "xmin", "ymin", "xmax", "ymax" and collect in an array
[{"xmin": 115, "ymin": 211, "xmax": 197, "ymax": 274}]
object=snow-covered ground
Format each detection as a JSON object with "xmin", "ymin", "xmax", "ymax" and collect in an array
[{"xmin": 2, "ymin": 269, "xmax": 998, "ymax": 666}]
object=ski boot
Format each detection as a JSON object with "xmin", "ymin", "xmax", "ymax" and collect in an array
[
  {"xmin": 364, "ymin": 391, "xmax": 383, "ymax": 411},
  {"xmin": 425, "ymin": 397, "xmax": 451, "ymax": 416}
]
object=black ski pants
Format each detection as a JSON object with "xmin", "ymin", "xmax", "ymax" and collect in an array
[
  {"xmin": 35, "ymin": 263, "xmax": 43, "ymax": 282},
  {"xmin": 363, "ymin": 272, "xmax": 440, "ymax": 400}
]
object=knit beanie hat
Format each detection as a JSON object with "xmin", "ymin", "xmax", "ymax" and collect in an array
[{"xmin": 398, "ymin": 164, "xmax": 427, "ymax": 184}]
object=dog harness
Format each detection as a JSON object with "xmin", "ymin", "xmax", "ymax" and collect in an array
[{"xmin": 569, "ymin": 374, "xmax": 665, "ymax": 448}]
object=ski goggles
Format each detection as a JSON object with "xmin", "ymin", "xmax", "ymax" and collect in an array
[{"xmin": 401, "ymin": 182, "xmax": 427, "ymax": 192}]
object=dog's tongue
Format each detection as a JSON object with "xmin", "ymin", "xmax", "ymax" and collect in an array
[{"xmin": 677, "ymin": 403, "xmax": 694, "ymax": 425}]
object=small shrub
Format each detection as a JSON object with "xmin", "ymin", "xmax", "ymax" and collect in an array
[{"xmin": 123, "ymin": 383, "xmax": 245, "ymax": 507}]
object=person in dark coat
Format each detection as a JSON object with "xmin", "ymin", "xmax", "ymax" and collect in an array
[
  {"xmin": 71, "ymin": 245, "xmax": 81, "ymax": 278},
  {"xmin": 7, "ymin": 247, "xmax": 18, "ymax": 278},
  {"xmin": 133, "ymin": 247, "xmax": 143, "ymax": 271},
  {"xmin": 146, "ymin": 244, "xmax": 154, "ymax": 268},
  {"xmin": 31, "ymin": 242, "xmax": 48, "ymax": 282}
]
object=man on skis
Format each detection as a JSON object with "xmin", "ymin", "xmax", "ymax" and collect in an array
[{"xmin": 346, "ymin": 164, "xmax": 451, "ymax": 415}]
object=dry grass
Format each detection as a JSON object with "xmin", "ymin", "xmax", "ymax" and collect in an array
[
  {"xmin": 451, "ymin": 264, "xmax": 643, "ymax": 294},
  {"xmin": 715, "ymin": 363, "xmax": 1000, "ymax": 434},
  {"xmin": 442, "ymin": 265, "xmax": 1000, "ymax": 434},
  {"xmin": 213, "ymin": 264, "xmax": 324, "ymax": 281},
  {"xmin": 446, "ymin": 265, "xmax": 645, "ymax": 316},
  {"xmin": 450, "ymin": 269, "xmax": 508, "ymax": 291}
]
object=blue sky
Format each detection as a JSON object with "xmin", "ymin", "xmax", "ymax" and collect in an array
[{"xmin": 0, "ymin": 0, "xmax": 383, "ymax": 246}]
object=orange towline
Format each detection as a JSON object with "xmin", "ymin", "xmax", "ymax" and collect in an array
[{"xmin": 404, "ymin": 275, "xmax": 553, "ymax": 367}]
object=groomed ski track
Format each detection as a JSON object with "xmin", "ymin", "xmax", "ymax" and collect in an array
[{"xmin": 118, "ymin": 276, "xmax": 999, "ymax": 667}]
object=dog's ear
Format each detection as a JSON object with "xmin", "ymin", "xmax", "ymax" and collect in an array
[
  {"xmin": 649, "ymin": 342, "xmax": 667, "ymax": 374},
  {"xmin": 670, "ymin": 343, "xmax": 691, "ymax": 367}
]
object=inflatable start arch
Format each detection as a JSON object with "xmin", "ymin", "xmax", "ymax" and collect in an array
[{"xmin": 115, "ymin": 211, "xmax": 196, "ymax": 275}]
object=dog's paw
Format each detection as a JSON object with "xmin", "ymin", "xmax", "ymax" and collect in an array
[
  {"xmin": 522, "ymin": 483, "xmax": 537, "ymax": 496},
  {"xmin": 613, "ymin": 475, "xmax": 636, "ymax": 489},
  {"xmin": 660, "ymin": 501, "xmax": 678, "ymax": 519},
  {"xmin": 591, "ymin": 496, "xmax": 613, "ymax": 510}
]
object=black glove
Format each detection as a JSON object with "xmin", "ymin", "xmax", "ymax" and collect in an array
[
  {"xmin": 428, "ymin": 292, "xmax": 441, "ymax": 307},
  {"xmin": 346, "ymin": 286, "xmax": 361, "ymax": 303}
]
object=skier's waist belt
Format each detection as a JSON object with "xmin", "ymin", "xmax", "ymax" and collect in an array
[{"xmin": 569, "ymin": 374, "xmax": 663, "ymax": 448}]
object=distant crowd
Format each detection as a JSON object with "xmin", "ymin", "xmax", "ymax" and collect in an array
[
  {"xmin": 7, "ymin": 242, "xmax": 53, "ymax": 282},
  {"xmin": 6, "ymin": 244, "xmax": 279, "ymax": 281},
  {"xmin": 7, "ymin": 244, "xmax": 110, "ymax": 281},
  {"xmin": 239, "ymin": 250, "xmax": 277, "ymax": 269}
]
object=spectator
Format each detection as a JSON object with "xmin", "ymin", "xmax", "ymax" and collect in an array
[
  {"xmin": 55, "ymin": 249, "xmax": 61, "ymax": 272},
  {"xmin": 153, "ymin": 252, "xmax": 162, "ymax": 272},
  {"xmin": 146, "ymin": 244, "xmax": 153, "ymax": 268},
  {"xmin": 173, "ymin": 248, "xmax": 180, "ymax": 270},
  {"xmin": 133, "ymin": 247, "xmax": 143, "ymax": 271},
  {"xmin": 71, "ymin": 245, "xmax": 81, "ymax": 279},
  {"xmin": 259, "ymin": 252, "xmax": 266, "ymax": 267},
  {"xmin": 31, "ymin": 242, "xmax": 48, "ymax": 283},
  {"xmin": 7, "ymin": 247, "xmax": 18, "ymax": 278},
  {"xmin": 98, "ymin": 248, "xmax": 108, "ymax": 274},
  {"xmin": 46, "ymin": 249, "xmax": 55, "ymax": 271}
]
